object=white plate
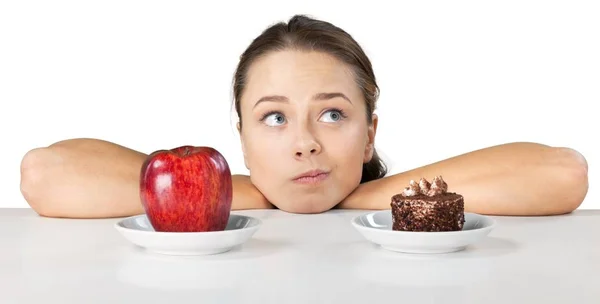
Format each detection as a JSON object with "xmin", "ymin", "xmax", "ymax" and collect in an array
[
  {"xmin": 115, "ymin": 214, "xmax": 261, "ymax": 256},
  {"xmin": 351, "ymin": 210, "xmax": 496, "ymax": 254}
]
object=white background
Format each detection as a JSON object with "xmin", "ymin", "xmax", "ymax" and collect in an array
[{"xmin": 1, "ymin": 0, "xmax": 598, "ymax": 209}]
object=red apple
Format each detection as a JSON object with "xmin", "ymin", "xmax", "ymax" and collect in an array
[{"xmin": 139, "ymin": 145, "xmax": 233, "ymax": 232}]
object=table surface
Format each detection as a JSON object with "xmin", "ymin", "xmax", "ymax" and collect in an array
[{"xmin": 1, "ymin": 208, "xmax": 599, "ymax": 304}]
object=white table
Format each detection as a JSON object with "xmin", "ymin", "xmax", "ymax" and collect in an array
[{"xmin": 1, "ymin": 208, "xmax": 599, "ymax": 303}]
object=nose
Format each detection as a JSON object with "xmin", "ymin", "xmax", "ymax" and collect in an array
[{"xmin": 294, "ymin": 125, "xmax": 322, "ymax": 159}]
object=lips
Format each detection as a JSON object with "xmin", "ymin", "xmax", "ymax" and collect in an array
[
  {"xmin": 293, "ymin": 169, "xmax": 328, "ymax": 180},
  {"xmin": 293, "ymin": 169, "xmax": 330, "ymax": 185}
]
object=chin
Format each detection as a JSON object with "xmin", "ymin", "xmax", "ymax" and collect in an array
[
  {"xmin": 274, "ymin": 199, "xmax": 335, "ymax": 214},
  {"xmin": 252, "ymin": 175, "xmax": 356, "ymax": 214}
]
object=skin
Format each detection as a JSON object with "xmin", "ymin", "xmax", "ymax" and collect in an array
[
  {"xmin": 19, "ymin": 52, "xmax": 589, "ymax": 218},
  {"xmin": 341, "ymin": 142, "xmax": 589, "ymax": 216},
  {"xmin": 238, "ymin": 50, "xmax": 375, "ymax": 214}
]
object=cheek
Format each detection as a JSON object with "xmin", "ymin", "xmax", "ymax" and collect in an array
[
  {"xmin": 326, "ymin": 125, "xmax": 368, "ymax": 177},
  {"xmin": 244, "ymin": 129, "xmax": 289, "ymax": 170}
]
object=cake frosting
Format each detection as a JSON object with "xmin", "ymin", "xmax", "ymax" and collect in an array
[{"xmin": 402, "ymin": 176, "xmax": 448, "ymax": 197}]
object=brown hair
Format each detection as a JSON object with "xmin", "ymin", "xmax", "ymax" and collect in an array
[{"xmin": 232, "ymin": 14, "xmax": 387, "ymax": 183}]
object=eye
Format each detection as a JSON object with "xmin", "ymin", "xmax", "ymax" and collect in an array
[
  {"xmin": 319, "ymin": 109, "xmax": 346, "ymax": 123},
  {"xmin": 262, "ymin": 112, "xmax": 286, "ymax": 127}
]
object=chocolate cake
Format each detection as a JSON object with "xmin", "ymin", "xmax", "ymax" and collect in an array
[{"xmin": 391, "ymin": 176, "xmax": 465, "ymax": 232}]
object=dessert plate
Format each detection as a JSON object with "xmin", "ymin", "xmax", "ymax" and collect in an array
[
  {"xmin": 351, "ymin": 210, "xmax": 496, "ymax": 254},
  {"xmin": 115, "ymin": 214, "xmax": 262, "ymax": 256}
]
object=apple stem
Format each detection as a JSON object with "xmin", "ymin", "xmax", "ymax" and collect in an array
[{"xmin": 183, "ymin": 146, "xmax": 192, "ymax": 156}]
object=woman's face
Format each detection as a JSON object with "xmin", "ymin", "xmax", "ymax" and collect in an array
[{"xmin": 238, "ymin": 50, "xmax": 377, "ymax": 213}]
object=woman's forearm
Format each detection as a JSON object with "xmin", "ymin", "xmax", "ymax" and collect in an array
[
  {"xmin": 339, "ymin": 142, "xmax": 589, "ymax": 216},
  {"xmin": 20, "ymin": 138, "xmax": 272, "ymax": 219},
  {"xmin": 232, "ymin": 174, "xmax": 273, "ymax": 210},
  {"xmin": 20, "ymin": 138, "xmax": 148, "ymax": 218}
]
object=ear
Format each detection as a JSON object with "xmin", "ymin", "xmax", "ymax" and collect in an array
[
  {"xmin": 237, "ymin": 122, "xmax": 250, "ymax": 170},
  {"xmin": 363, "ymin": 113, "xmax": 378, "ymax": 163}
]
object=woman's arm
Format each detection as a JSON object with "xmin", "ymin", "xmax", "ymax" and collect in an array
[
  {"xmin": 20, "ymin": 138, "xmax": 271, "ymax": 219},
  {"xmin": 338, "ymin": 142, "xmax": 588, "ymax": 216}
]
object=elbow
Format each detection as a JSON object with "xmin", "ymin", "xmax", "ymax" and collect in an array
[
  {"xmin": 551, "ymin": 147, "xmax": 589, "ymax": 214},
  {"xmin": 20, "ymin": 147, "xmax": 59, "ymax": 217}
]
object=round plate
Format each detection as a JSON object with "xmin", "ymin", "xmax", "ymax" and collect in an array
[
  {"xmin": 115, "ymin": 214, "xmax": 261, "ymax": 256},
  {"xmin": 351, "ymin": 210, "xmax": 496, "ymax": 254}
]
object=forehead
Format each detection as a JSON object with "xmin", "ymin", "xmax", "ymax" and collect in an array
[{"xmin": 242, "ymin": 50, "xmax": 361, "ymax": 106}]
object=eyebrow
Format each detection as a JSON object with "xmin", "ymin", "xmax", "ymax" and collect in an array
[{"xmin": 253, "ymin": 92, "xmax": 352, "ymax": 109}]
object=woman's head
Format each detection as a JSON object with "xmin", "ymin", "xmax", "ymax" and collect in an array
[{"xmin": 232, "ymin": 14, "xmax": 387, "ymax": 213}]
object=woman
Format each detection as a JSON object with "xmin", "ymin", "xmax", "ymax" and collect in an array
[{"xmin": 19, "ymin": 15, "xmax": 588, "ymax": 218}]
